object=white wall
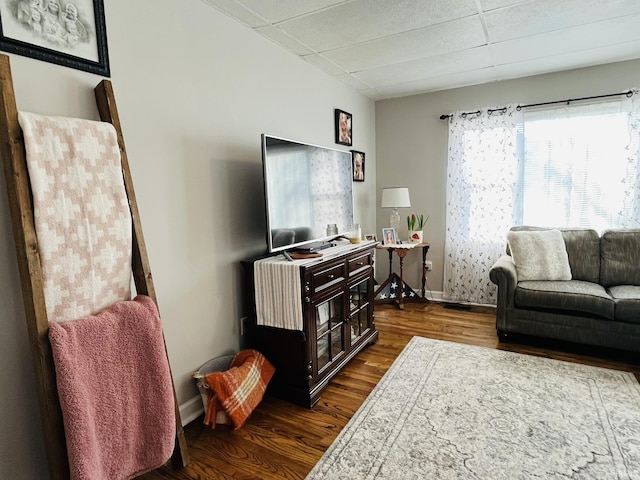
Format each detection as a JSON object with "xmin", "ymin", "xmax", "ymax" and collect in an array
[
  {"xmin": 375, "ymin": 59, "xmax": 640, "ymax": 298},
  {"xmin": 0, "ymin": 1, "xmax": 376, "ymax": 478}
]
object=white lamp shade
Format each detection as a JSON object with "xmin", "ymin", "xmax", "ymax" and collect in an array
[{"xmin": 381, "ymin": 187, "xmax": 411, "ymax": 208}]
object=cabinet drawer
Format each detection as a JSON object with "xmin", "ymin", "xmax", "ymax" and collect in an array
[
  {"xmin": 310, "ymin": 262, "xmax": 345, "ymax": 294},
  {"xmin": 348, "ymin": 252, "xmax": 372, "ymax": 276}
]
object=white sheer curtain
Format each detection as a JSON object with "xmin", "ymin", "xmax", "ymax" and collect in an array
[
  {"xmin": 623, "ymin": 91, "xmax": 640, "ymax": 227},
  {"xmin": 444, "ymin": 106, "xmax": 521, "ymax": 304}
]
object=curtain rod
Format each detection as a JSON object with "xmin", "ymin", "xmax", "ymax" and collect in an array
[{"xmin": 439, "ymin": 90, "xmax": 635, "ymax": 120}]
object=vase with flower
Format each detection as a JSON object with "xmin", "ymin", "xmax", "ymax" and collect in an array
[{"xmin": 407, "ymin": 213, "xmax": 428, "ymax": 243}]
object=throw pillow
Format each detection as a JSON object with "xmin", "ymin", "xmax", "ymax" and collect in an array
[{"xmin": 507, "ymin": 229, "xmax": 572, "ymax": 281}]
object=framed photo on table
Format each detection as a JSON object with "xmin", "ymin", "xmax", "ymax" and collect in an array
[
  {"xmin": 382, "ymin": 228, "xmax": 397, "ymax": 245},
  {"xmin": 0, "ymin": 0, "xmax": 110, "ymax": 76}
]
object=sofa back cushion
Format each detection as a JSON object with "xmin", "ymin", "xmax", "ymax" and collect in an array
[
  {"xmin": 600, "ymin": 229, "xmax": 640, "ymax": 287},
  {"xmin": 508, "ymin": 227, "xmax": 600, "ymax": 283},
  {"xmin": 560, "ymin": 228, "xmax": 601, "ymax": 283}
]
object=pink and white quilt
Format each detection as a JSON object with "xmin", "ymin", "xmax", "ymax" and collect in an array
[{"xmin": 18, "ymin": 112, "xmax": 132, "ymax": 322}]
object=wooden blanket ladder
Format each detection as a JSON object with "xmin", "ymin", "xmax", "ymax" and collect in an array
[{"xmin": 0, "ymin": 53, "xmax": 189, "ymax": 479}]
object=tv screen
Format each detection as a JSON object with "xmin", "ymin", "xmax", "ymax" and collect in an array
[{"xmin": 261, "ymin": 134, "xmax": 354, "ymax": 253}]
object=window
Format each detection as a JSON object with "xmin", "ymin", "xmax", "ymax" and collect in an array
[{"xmin": 519, "ymin": 100, "xmax": 638, "ymax": 231}]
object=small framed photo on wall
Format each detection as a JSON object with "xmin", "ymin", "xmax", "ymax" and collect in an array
[
  {"xmin": 382, "ymin": 228, "xmax": 397, "ymax": 245},
  {"xmin": 335, "ymin": 109, "xmax": 352, "ymax": 146},
  {"xmin": 352, "ymin": 150, "xmax": 365, "ymax": 182}
]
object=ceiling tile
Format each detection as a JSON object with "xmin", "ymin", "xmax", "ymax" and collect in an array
[
  {"xmin": 201, "ymin": 0, "xmax": 268, "ymax": 28},
  {"xmin": 301, "ymin": 54, "xmax": 347, "ymax": 75},
  {"xmin": 479, "ymin": 0, "xmax": 532, "ymax": 12},
  {"xmin": 484, "ymin": 0, "xmax": 640, "ymax": 43},
  {"xmin": 495, "ymin": 40, "xmax": 640, "ymax": 79},
  {"xmin": 492, "ymin": 14, "xmax": 640, "ymax": 65},
  {"xmin": 354, "ymin": 46, "xmax": 493, "ymax": 87},
  {"xmin": 277, "ymin": 0, "xmax": 479, "ymax": 51},
  {"xmin": 333, "ymin": 73, "xmax": 374, "ymax": 90},
  {"xmin": 374, "ymin": 67, "xmax": 498, "ymax": 100},
  {"xmin": 232, "ymin": 0, "xmax": 348, "ymax": 23},
  {"xmin": 358, "ymin": 87, "xmax": 382, "ymax": 99},
  {"xmin": 323, "ymin": 15, "xmax": 487, "ymax": 73},
  {"xmin": 256, "ymin": 26, "xmax": 315, "ymax": 55}
]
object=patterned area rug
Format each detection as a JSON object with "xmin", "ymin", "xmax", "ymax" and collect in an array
[{"xmin": 307, "ymin": 337, "xmax": 640, "ymax": 479}]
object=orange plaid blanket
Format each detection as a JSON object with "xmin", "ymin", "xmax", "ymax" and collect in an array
[{"xmin": 203, "ymin": 349, "xmax": 275, "ymax": 429}]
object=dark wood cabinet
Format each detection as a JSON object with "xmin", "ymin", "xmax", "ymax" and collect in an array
[{"xmin": 242, "ymin": 243, "xmax": 379, "ymax": 407}]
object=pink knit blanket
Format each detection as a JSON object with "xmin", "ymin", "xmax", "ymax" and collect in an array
[
  {"xmin": 48, "ymin": 295, "xmax": 175, "ymax": 480},
  {"xmin": 18, "ymin": 112, "xmax": 132, "ymax": 323}
]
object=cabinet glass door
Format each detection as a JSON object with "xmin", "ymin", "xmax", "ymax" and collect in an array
[
  {"xmin": 315, "ymin": 293, "xmax": 345, "ymax": 372},
  {"xmin": 348, "ymin": 277, "xmax": 372, "ymax": 345}
]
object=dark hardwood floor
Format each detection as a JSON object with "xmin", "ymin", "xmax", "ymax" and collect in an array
[{"xmin": 140, "ymin": 302, "xmax": 640, "ymax": 480}]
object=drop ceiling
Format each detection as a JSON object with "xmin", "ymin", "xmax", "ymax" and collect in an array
[{"xmin": 202, "ymin": 0, "xmax": 640, "ymax": 101}]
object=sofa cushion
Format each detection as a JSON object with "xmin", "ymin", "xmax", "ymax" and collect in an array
[
  {"xmin": 515, "ymin": 280, "xmax": 614, "ymax": 320},
  {"xmin": 507, "ymin": 229, "xmax": 572, "ymax": 281},
  {"xmin": 608, "ymin": 285, "xmax": 640, "ymax": 324},
  {"xmin": 600, "ymin": 229, "xmax": 640, "ymax": 288}
]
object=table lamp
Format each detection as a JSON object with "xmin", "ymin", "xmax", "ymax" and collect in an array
[{"xmin": 381, "ymin": 187, "xmax": 411, "ymax": 231}]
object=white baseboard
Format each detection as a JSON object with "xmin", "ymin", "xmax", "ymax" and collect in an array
[
  {"xmin": 402, "ymin": 291, "xmax": 497, "ymax": 308},
  {"xmin": 423, "ymin": 290, "xmax": 444, "ymax": 302},
  {"xmin": 179, "ymin": 395, "xmax": 204, "ymax": 426}
]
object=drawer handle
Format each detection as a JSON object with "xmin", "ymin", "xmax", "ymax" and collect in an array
[
  {"xmin": 355, "ymin": 261, "xmax": 364, "ymax": 266},
  {"xmin": 327, "ymin": 274, "xmax": 335, "ymax": 279}
]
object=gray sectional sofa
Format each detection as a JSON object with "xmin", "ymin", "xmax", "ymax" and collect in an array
[{"xmin": 489, "ymin": 227, "xmax": 640, "ymax": 353}]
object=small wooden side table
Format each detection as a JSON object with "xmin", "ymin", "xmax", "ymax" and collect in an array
[{"xmin": 374, "ymin": 242, "xmax": 430, "ymax": 309}]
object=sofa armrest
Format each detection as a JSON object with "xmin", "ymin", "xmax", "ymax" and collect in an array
[
  {"xmin": 490, "ymin": 255, "xmax": 517, "ymax": 286},
  {"xmin": 489, "ymin": 255, "xmax": 518, "ymax": 331}
]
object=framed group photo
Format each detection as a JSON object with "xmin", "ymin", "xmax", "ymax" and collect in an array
[
  {"xmin": 352, "ymin": 150, "xmax": 364, "ymax": 182},
  {"xmin": 0, "ymin": 0, "xmax": 110, "ymax": 76},
  {"xmin": 335, "ymin": 108, "xmax": 352, "ymax": 146},
  {"xmin": 382, "ymin": 228, "xmax": 397, "ymax": 245}
]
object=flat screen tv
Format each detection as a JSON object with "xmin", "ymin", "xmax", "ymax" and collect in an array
[{"xmin": 261, "ymin": 134, "xmax": 354, "ymax": 254}]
